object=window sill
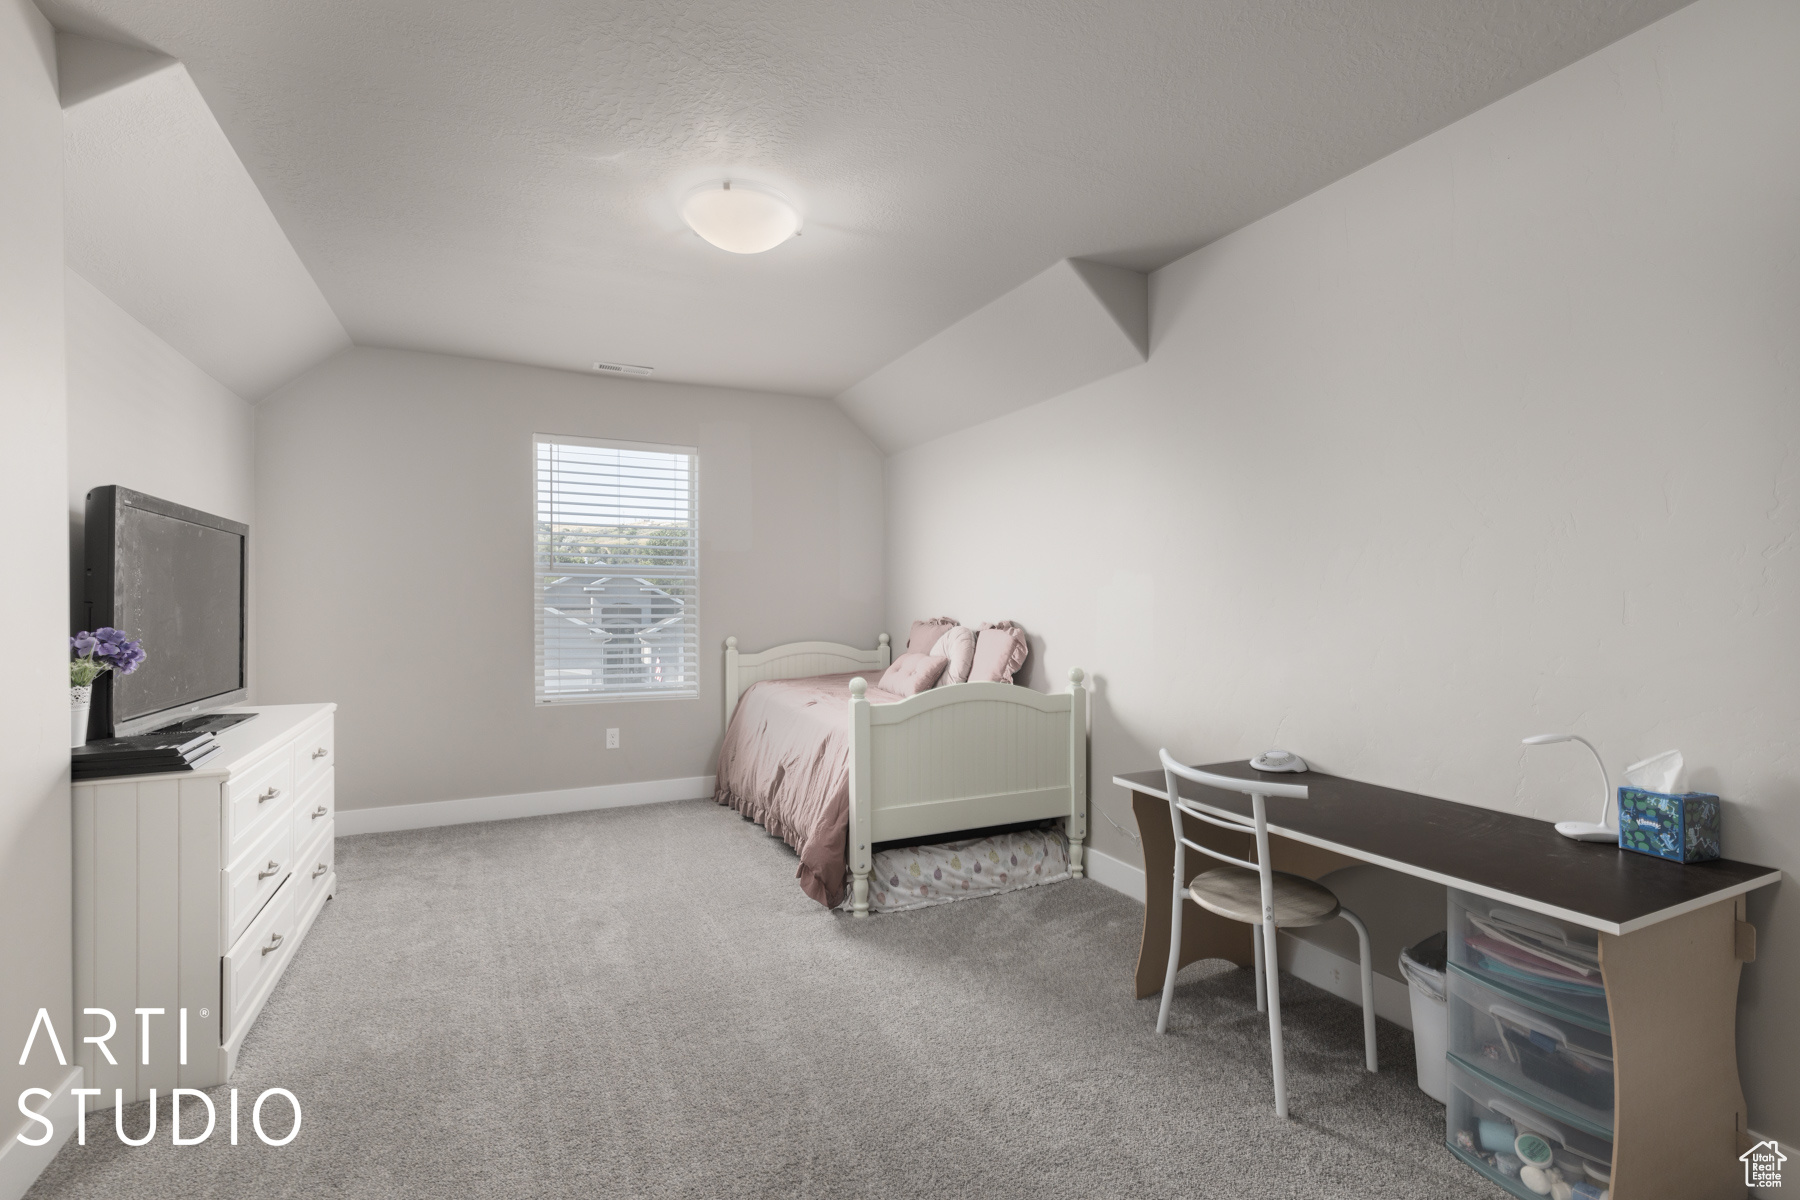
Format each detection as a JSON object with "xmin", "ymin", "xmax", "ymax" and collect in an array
[{"xmin": 535, "ymin": 692, "xmax": 699, "ymax": 706}]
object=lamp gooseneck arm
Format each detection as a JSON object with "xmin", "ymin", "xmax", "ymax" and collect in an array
[{"xmin": 1567, "ymin": 734, "xmax": 1612, "ymax": 828}]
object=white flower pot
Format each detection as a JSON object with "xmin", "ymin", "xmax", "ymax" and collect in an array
[{"xmin": 71, "ymin": 685, "xmax": 93, "ymax": 749}]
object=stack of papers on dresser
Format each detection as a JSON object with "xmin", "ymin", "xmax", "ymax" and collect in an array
[{"xmin": 72, "ymin": 731, "xmax": 222, "ymax": 780}]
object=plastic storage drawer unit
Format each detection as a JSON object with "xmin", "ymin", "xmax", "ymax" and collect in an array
[
  {"xmin": 1447, "ymin": 1058, "xmax": 1613, "ymax": 1200},
  {"xmin": 1448, "ymin": 966, "xmax": 1615, "ymax": 1128},
  {"xmin": 1447, "ymin": 890, "xmax": 1610, "ymax": 1030}
]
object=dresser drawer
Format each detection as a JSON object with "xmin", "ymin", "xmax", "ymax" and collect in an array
[
  {"xmin": 292, "ymin": 771, "xmax": 334, "ymax": 851},
  {"xmin": 293, "ymin": 720, "xmax": 334, "ymax": 792},
  {"xmin": 224, "ymin": 816, "xmax": 295, "ymax": 947},
  {"xmin": 226, "ymin": 751, "xmax": 295, "ymax": 861},
  {"xmin": 224, "ymin": 877, "xmax": 295, "ymax": 1044},
  {"xmin": 294, "ymin": 821, "xmax": 335, "ymax": 915}
]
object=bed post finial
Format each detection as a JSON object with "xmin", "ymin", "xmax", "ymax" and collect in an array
[
  {"xmin": 726, "ymin": 636, "xmax": 737, "ymax": 649},
  {"xmin": 878, "ymin": 633, "xmax": 889, "ymax": 646},
  {"xmin": 849, "ymin": 676, "xmax": 867, "ymax": 698},
  {"xmin": 1068, "ymin": 666, "xmax": 1085, "ymax": 688}
]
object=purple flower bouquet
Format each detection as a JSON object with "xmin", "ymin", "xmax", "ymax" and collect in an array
[{"xmin": 70, "ymin": 627, "xmax": 147, "ymax": 687}]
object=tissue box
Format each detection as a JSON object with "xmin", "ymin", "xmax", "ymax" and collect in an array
[{"xmin": 1617, "ymin": 788, "xmax": 1721, "ymax": 863}]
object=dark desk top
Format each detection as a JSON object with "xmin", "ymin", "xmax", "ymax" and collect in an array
[{"xmin": 1115, "ymin": 762, "xmax": 1780, "ymax": 935}]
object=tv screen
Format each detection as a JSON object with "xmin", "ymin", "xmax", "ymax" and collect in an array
[{"xmin": 84, "ymin": 487, "xmax": 248, "ymax": 736}]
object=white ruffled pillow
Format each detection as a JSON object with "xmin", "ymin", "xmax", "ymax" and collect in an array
[{"xmin": 930, "ymin": 625, "xmax": 977, "ymax": 687}]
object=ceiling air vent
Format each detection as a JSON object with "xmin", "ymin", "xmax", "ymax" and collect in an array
[{"xmin": 592, "ymin": 361, "xmax": 654, "ymax": 376}]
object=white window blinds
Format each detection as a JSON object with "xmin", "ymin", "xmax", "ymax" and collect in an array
[{"xmin": 535, "ymin": 435, "xmax": 699, "ymax": 703}]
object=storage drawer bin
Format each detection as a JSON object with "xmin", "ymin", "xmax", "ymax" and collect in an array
[
  {"xmin": 1448, "ymin": 967, "xmax": 1614, "ymax": 1128},
  {"xmin": 1446, "ymin": 1057, "xmax": 1614, "ymax": 1200},
  {"xmin": 1447, "ymin": 889, "xmax": 1609, "ymax": 1030}
]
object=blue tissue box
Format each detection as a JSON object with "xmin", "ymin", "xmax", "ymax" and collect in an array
[{"xmin": 1617, "ymin": 788, "xmax": 1721, "ymax": 862}]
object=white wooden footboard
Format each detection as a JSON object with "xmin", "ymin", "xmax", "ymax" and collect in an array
[
  {"xmin": 846, "ymin": 669, "xmax": 1088, "ymax": 917},
  {"xmin": 724, "ymin": 634, "xmax": 891, "ymax": 726}
]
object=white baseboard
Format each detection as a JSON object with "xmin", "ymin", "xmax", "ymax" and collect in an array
[
  {"xmin": 1085, "ymin": 845, "xmax": 1147, "ymax": 902},
  {"xmin": 0, "ymin": 1065, "xmax": 82, "ymax": 1200},
  {"xmin": 336, "ymin": 774, "xmax": 717, "ymax": 836},
  {"xmin": 1085, "ymin": 845, "xmax": 1414, "ymax": 1030},
  {"xmin": 1274, "ymin": 929, "xmax": 1415, "ymax": 1030}
]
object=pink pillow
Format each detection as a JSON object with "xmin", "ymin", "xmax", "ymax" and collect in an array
[
  {"xmin": 930, "ymin": 625, "xmax": 976, "ymax": 687},
  {"xmin": 907, "ymin": 617, "xmax": 958, "ymax": 656},
  {"xmin": 969, "ymin": 624, "xmax": 1029, "ymax": 683},
  {"xmin": 878, "ymin": 652, "xmax": 949, "ymax": 697}
]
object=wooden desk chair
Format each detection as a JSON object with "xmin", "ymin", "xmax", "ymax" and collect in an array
[{"xmin": 1155, "ymin": 750, "xmax": 1377, "ymax": 1117}]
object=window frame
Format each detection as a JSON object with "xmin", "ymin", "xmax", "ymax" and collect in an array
[{"xmin": 532, "ymin": 432, "xmax": 700, "ymax": 706}]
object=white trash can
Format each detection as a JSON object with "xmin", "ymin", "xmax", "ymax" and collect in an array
[{"xmin": 1399, "ymin": 931, "xmax": 1448, "ymax": 1104}]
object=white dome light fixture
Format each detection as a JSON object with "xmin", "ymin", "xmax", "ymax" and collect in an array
[{"xmin": 680, "ymin": 181, "xmax": 800, "ymax": 254}]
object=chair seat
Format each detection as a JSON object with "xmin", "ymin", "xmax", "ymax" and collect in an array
[{"xmin": 1188, "ymin": 867, "xmax": 1341, "ymax": 928}]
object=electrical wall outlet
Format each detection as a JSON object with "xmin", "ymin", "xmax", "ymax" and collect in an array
[{"xmin": 606, "ymin": 728, "xmax": 620, "ymax": 749}]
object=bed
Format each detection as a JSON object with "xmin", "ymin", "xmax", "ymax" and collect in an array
[{"xmin": 716, "ymin": 634, "xmax": 1087, "ymax": 916}]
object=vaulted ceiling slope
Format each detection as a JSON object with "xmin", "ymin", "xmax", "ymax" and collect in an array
[
  {"xmin": 43, "ymin": 0, "xmax": 1692, "ymax": 406},
  {"xmin": 60, "ymin": 35, "xmax": 350, "ymax": 401}
]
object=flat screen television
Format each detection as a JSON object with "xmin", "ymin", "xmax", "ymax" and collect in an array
[{"xmin": 83, "ymin": 486, "xmax": 248, "ymax": 738}]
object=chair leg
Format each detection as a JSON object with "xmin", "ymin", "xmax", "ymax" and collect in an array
[
  {"xmin": 1340, "ymin": 909, "xmax": 1378, "ymax": 1073},
  {"xmin": 1253, "ymin": 920, "xmax": 1267, "ymax": 1013},
  {"xmin": 1261, "ymin": 917, "xmax": 1287, "ymax": 1118},
  {"xmin": 1156, "ymin": 877, "xmax": 1185, "ymax": 1035}
]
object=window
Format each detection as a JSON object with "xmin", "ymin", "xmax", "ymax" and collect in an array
[{"xmin": 534, "ymin": 435, "xmax": 698, "ymax": 702}]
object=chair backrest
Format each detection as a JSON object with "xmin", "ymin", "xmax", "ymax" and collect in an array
[{"xmin": 1158, "ymin": 749, "xmax": 1309, "ymax": 881}]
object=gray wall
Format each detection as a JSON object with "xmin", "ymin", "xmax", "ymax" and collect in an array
[
  {"xmin": 65, "ymin": 268, "xmax": 257, "ymax": 664},
  {"xmin": 0, "ymin": 0, "xmax": 71, "ymax": 1151},
  {"xmin": 885, "ymin": 0, "xmax": 1799, "ymax": 1143},
  {"xmin": 254, "ymin": 346, "xmax": 884, "ymax": 812}
]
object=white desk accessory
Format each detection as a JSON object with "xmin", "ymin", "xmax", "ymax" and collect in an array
[
  {"xmin": 1250, "ymin": 749, "xmax": 1308, "ymax": 773},
  {"xmin": 1522, "ymin": 733, "xmax": 1616, "ymax": 842}
]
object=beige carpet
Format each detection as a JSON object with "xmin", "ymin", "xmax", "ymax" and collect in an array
[{"xmin": 28, "ymin": 798, "xmax": 1501, "ymax": 1199}]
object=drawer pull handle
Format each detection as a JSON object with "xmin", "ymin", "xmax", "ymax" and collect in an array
[
  {"xmin": 258, "ymin": 787, "xmax": 281, "ymax": 804},
  {"xmin": 311, "ymin": 747, "xmax": 328, "ymax": 760},
  {"xmin": 312, "ymin": 862, "xmax": 328, "ymax": 879},
  {"xmin": 312, "ymin": 805, "xmax": 328, "ymax": 819},
  {"xmin": 261, "ymin": 932, "xmax": 283, "ymax": 956},
  {"xmin": 258, "ymin": 860, "xmax": 282, "ymax": 880}
]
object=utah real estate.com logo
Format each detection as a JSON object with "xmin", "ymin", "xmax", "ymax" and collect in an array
[
  {"xmin": 16, "ymin": 1008, "xmax": 300, "ymax": 1148},
  {"xmin": 1744, "ymin": 1140, "xmax": 1787, "ymax": 1190}
]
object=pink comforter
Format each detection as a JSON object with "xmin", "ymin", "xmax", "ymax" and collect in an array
[{"xmin": 713, "ymin": 672, "xmax": 905, "ymax": 908}]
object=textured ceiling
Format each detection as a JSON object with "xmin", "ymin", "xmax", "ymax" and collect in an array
[{"xmin": 42, "ymin": 0, "xmax": 1693, "ymax": 400}]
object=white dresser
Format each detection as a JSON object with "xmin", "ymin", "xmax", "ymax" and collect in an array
[{"xmin": 72, "ymin": 703, "xmax": 337, "ymax": 1106}]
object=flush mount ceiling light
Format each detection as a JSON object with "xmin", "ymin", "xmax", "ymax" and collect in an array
[{"xmin": 680, "ymin": 181, "xmax": 800, "ymax": 254}]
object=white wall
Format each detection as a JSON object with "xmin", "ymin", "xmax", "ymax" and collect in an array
[
  {"xmin": 64, "ymin": 268, "xmax": 256, "ymax": 657},
  {"xmin": 255, "ymin": 346, "xmax": 884, "ymax": 812},
  {"xmin": 886, "ymin": 0, "xmax": 1799, "ymax": 1143},
  {"xmin": 0, "ymin": 0, "xmax": 71, "ymax": 1159}
]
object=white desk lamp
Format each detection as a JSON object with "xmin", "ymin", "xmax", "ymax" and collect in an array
[{"xmin": 1522, "ymin": 733, "xmax": 1616, "ymax": 842}]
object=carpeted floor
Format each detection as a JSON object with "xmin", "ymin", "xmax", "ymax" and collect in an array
[{"xmin": 29, "ymin": 799, "xmax": 1503, "ymax": 1199}]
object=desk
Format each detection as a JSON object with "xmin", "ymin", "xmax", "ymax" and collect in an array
[{"xmin": 1115, "ymin": 762, "xmax": 1781, "ymax": 1200}]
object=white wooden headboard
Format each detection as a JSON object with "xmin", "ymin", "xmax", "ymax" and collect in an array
[{"xmin": 724, "ymin": 635, "xmax": 892, "ymax": 726}]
